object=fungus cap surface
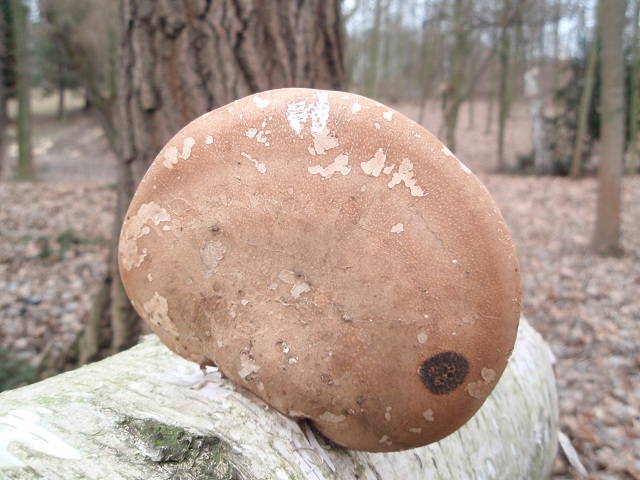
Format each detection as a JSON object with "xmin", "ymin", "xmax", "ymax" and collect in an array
[{"xmin": 118, "ymin": 88, "xmax": 521, "ymax": 452}]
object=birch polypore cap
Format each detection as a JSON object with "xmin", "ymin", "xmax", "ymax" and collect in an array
[{"xmin": 118, "ymin": 88, "xmax": 521, "ymax": 452}]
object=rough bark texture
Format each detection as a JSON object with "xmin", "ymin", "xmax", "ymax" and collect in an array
[
  {"xmin": 10, "ymin": 0, "xmax": 33, "ymax": 181},
  {"xmin": 0, "ymin": 3, "xmax": 5, "ymax": 176},
  {"xmin": 628, "ymin": 0, "xmax": 640, "ymax": 175},
  {"xmin": 592, "ymin": 0, "xmax": 627, "ymax": 255},
  {"xmin": 79, "ymin": 0, "xmax": 345, "ymax": 364},
  {"xmin": 524, "ymin": 67, "xmax": 552, "ymax": 175},
  {"xmin": 570, "ymin": 32, "xmax": 598, "ymax": 179},
  {"xmin": 497, "ymin": 6, "xmax": 511, "ymax": 173},
  {"xmin": 0, "ymin": 318, "xmax": 558, "ymax": 479}
]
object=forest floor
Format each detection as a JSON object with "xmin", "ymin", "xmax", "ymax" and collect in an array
[{"xmin": 0, "ymin": 99, "xmax": 638, "ymax": 479}]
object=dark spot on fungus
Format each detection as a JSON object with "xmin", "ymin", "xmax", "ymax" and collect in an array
[{"xmin": 419, "ymin": 351, "xmax": 469, "ymax": 395}]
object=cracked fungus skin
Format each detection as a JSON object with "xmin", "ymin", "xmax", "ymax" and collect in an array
[{"xmin": 118, "ymin": 88, "xmax": 521, "ymax": 453}]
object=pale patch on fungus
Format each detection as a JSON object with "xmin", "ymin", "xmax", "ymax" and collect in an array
[
  {"xmin": 162, "ymin": 146, "xmax": 179, "ymax": 169},
  {"xmin": 241, "ymin": 152, "xmax": 267, "ymax": 173},
  {"xmin": 482, "ymin": 368, "xmax": 497, "ymax": 383},
  {"xmin": 238, "ymin": 354, "xmax": 260, "ymax": 380},
  {"xmin": 308, "ymin": 153, "xmax": 351, "ymax": 178},
  {"xmin": 180, "ymin": 137, "xmax": 196, "ymax": 159},
  {"xmin": 422, "ymin": 409, "xmax": 435, "ymax": 422},
  {"xmin": 360, "ymin": 148, "xmax": 387, "ymax": 177},
  {"xmin": 378, "ymin": 435, "xmax": 392, "ymax": 445},
  {"xmin": 417, "ymin": 333, "xmax": 428, "ymax": 344},
  {"xmin": 385, "ymin": 406, "xmax": 392, "ymax": 421},
  {"xmin": 383, "ymin": 164, "xmax": 396, "ymax": 175},
  {"xmin": 383, "ymin": 110, "xmax": 394, "ymax": 121},
  {"xmin": 466, "ymin": 380, "xmax": 487, "ymax": 399},
  {"xmin": 119, "ymin": 202, "xmax": 172, "ymax": 271},
  {"xmin": 245, "ymin": 128, "xmax": 270, "ymax": 147},
  {"xmin": 286, "ymin": 101, "xmax": 308, "ymax": 135},
  {"xmin": 200, "ymin": 240, "xmax": 226, "ymax": 271},
  {"xmin": 162, "ymin": 137, "xmax": 196, "ymax": 168},
  {"xmin": 286, "ymin": 91, "xmax": 330, "ymax": 137},
  {"xmin": 279, "ymin": 341, "xmax": 290, "ymax": 354},
  {"xmin": 351, "ymin": 102, "xmax": 362, "ymax": 114},
  {"xmin": 387, "ymin": 158, "xmax": 425, "ymax": 197},
  {"xmin": 144, "ymin": 292, "xmax": 179, "ymax": 338},
  {"xmin": 466, "ymin": 368, "xmax": 497, "ymax": 399},
  {"xmin": 253, "ymin": 96, "xmax": 271, "ymax": 109},
  {"xmin": 310, "ymin": 127, "xmax": 339, "ymax": 155},
  {"xmin": 409, "ymin": 428, "xmax": 422, "ymax": 433},
  {"xmin": 278, "ymin": 270, "xmax": 296, "ymax": 284},
  {"xmin": 319, "ymin": 412, "xmax": 346, "ymax": 424},
  {"xmin": 290, "ymin": 281, "xmax": 311, "ymax": 299},
  {"xmin": 256, "ymin": 130, "xmax": 270, "ymax": 146},
  {"xmin": 390, "ymin": 223, "xmax": 404, "ymax": 234},
  {"xmin": 374, "ymin": 122, "xmax": 381, "ymax": 129},
  {"xmin": 205, "ymin": 135, "xmax": 214, "ymax": 144}
]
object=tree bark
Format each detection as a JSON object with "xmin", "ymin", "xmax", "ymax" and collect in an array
[
  {"xmin": 0, "ymin": 318, "xmax": 559, "ymax": 479},
  {"xmin": 592, "ymin": 0, "xmax": 627, "ymax": 255},
  {"xmin": 524, "ymin": 67, "xmax": 553, "ymax": 175},
  {"xmin": 78, "ymin": 0, "xmax": 346, "ymax": 365},
  {"xmin": 627, "ymin": 0, "xmax": 640, "ymax": 175},
  {"xmin": 442, "ymin": 0, "xmax": 467, "ymax": 151},
  {"xmin": 0, "ymin": 3, "xmax": 6, "ymax": 177},
  {"xmin": 10, "ymin": 0, "xmax": 33, "ymax": 181},
  {"xmin": 571, "ymin": 33, "xmax": 599, "ymax": 179},
  {"xmin": 364, "ymin": 0, "xmax": 383, "ymax": 99},
  {"xmin": 497, "ymin": 1, "xmax": 512, "ymax": 173}
]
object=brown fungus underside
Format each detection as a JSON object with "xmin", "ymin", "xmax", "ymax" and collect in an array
[{"xmin": 118, "ymin": 88, "xmax": 521, "ymax": 452}]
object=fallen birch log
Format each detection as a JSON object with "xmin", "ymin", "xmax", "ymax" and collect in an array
[{"xmin": 0, "ymin": 318, "xmax": 558, "ymax": 479}]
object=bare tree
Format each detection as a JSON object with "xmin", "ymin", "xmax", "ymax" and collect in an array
[
  {"xmin": 10, "ymin": 0, "xmax": 33, "ymax": 181},
  {"xmin": 570, "ymin": 30, "xmax": 598, "ymax": 178},
  {"xmin": 524, "ymin": 67, "xmax": 552, "ymax": 174},
  {"xmin": 77, "ymin": 0, "xmax": 346, "ymax": 364},
  {"xmin": 39, "ymin": 0, "xmax": 119, "ymax": 149},
  {"xmin": 364, "ymin": 0, "xmax": 385, "ymax": 98},
  {"xmin": 0, "ymin": 1, "xmax": 6, "ymax": 176},
  {"xmin": 592, "ymin": 0, "xmax": 627, "ymax": 255},
  {"xmin": 628, "ymin": 0, "xmax": 640, "ymax": 175}
]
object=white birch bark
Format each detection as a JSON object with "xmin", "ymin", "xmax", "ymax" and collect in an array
[{"xmin": 0, "ymin": 318, "xmax": 558, "ymax": 479}]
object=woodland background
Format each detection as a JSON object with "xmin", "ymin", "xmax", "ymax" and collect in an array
[{"xmin": 0, "ymin": 1, "xmax": 639, "ymax": 479}]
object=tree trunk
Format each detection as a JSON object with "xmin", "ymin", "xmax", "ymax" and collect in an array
[
  {"xmin": 524, "ymin": 67, "xmax": 553, "ymax": 175},
  {"xmin": 442, "ymin": 0, "xmax": 467, "ymax": 151},
  {"xmin": 0, "ymin": 3, "xmax": 6, "ymax": 177},
  {"xmin": 364, "ymin": 0, "xmax": 383, "ymax": 99},
  {"xmin": 627, "ymin": 0, "xmax": 640, "ymax": 175},
  {"xmin": 11, "ymin": 0, "xmax": 33, "ymax": 181},
  {"xmin": 592, "ymin": 0, "xmax": 627, "ymax": 255},
  {"xmin": 56, "ymin": 68, "xmax": 65, "ymax": 121},
  {"xmin": 497, "ymin": 2, "xmax": 512, "ymax": 173},
  {"xmin": 0, "ymin": 318, "xmax": 559, "ymax": 479},
  {"xmin": 570, "ymin": 33, "xmax": 598, "ymax": 179},
  {"xmin": 417, "ymin": 2, "xmax": 439, "ymax": 125},
  {"xmin": 77, "ymin": 0, "xmax": 346, "ymax": 365}
]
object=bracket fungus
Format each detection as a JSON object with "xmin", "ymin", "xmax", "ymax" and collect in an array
[{"xmin": 118, "ymin": 88, "xmax": 521, "ymax": 452}]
